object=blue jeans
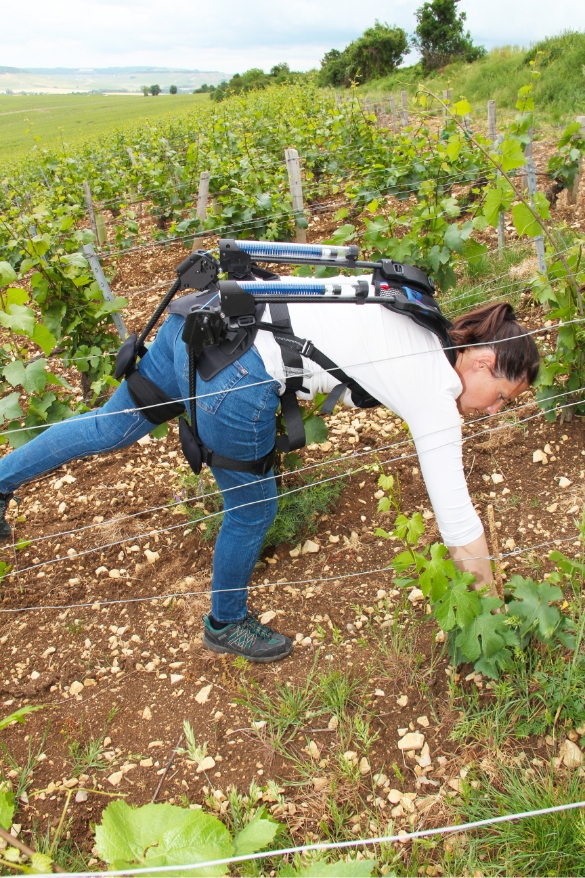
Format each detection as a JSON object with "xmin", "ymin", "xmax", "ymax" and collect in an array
[{"xmin": 0, "ymin": 315, "xmax": 281, "ymax": 623}]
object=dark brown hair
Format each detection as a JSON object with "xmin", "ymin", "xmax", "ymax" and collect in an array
[{"xmin": 450, "ymin": 303, "xmax": 539, "ymax": 385}]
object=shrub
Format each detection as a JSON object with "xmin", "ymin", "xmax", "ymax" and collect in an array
[{"xmin": 319, "ymin": 21, "xmax": 409, "ymax": 86}]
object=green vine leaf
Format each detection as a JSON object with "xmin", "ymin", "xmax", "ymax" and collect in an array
[
  {"xmin": 499, "ymin": 138, "xmax": 527, "ymax": 172},
  {"xmin": 454, "ymin": 598, "xmax": 516, "ymax": 671},
  {"xmin": 232, "ymin": 807, "xmax": 278, "ymax": 855},
  {"xmin": 95, "ymin": 800, "xmax": 233, "ymax": 876},
  {"xmin": 28, "ymin": 853, "xmax": 54, "ymax": 873},
  {"xmin": 0, "ymin": 392, "xmax": 23, "ymax": 425},
  {"xmin": 483, "ymin": 181, "xmax": 514, "ymax": 226},
  {"xmin": 0, "ymin": 262, "xmax": 17, "ymax": 287},
  {"xmin": 434, "ymin": 577, "xmax": 480, "ymax": 631},
  {"xmin": 4, "ymin": 288, "xmax": 28, "ymax": 308},
  {"xmin": 0, "ymin": 304, "xmax": 36, "ymax": 336},
  {"xmin": 304, "ymin": 415, "xmax": 328, "ymax": 445},
  {"xmin": 393, "ymin": 512, "xmax": 424, "ymax": 546},
  {"xmin": 512, "ymin": 203, "xmax": 542, "ymax": 238},
  {"xmin": 507, "ymin": 576, "xmax": 564, "ymax": 642},
  {"xmin": 32, "ymin": 324, "xmax": 57, "ymax": 356},
  {"xmin": 418, "ymin": 543, "xmax": 459, "ymax": 602},
  {"xmin": 0, "ymin": 787, "xmax": 15, "ymax": 830}
]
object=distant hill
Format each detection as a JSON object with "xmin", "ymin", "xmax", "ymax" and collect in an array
[
  {"xmin": 22, "ymin": 67, "xmax": 210, "ymax": 74},
  {"xmin": 0, "ymin": 66, "xmax": 228, "ymax": 94}
]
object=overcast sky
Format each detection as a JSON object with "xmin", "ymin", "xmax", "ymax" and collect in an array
[{"xmin": 2, "ymin": 0, "xmax": 584, "ymax": 75}]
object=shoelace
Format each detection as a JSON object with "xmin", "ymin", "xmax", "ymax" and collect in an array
[{"xmin": 243, "ymin": 614, "xmax": 274, "ymax": 641}]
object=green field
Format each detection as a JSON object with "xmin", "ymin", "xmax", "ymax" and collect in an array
[{"xmin": 0, "ymin": 92, "xmax": 209, "ymax": 163}]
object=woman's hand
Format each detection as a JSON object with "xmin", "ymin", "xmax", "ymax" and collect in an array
[{"xmin": 448, "ymin": 532, "xmax": 499, "ymax": 598}]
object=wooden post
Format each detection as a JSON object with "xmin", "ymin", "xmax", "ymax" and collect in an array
[
  {"xmin": 83, "ymin": 181, "xmax": 98, "ymax": 244},
  {"xmin": 487, "ymin": 100, "xmax": 497, "ymax": 142},
  {"xmin": 568, "ymin": 115, "xmax": 585, "ymax": 205},
  {"xmin": 522, "ymin": 126, "xmax": 546, "ymax": 273},
  {"xmin": 400, "ymin": 90, "xmax": 409, "ymax": 126},
  {"xmin": 487, "ymin": 505, "xmax": 504, "ymax": 602},
  {"xmin": 389, "ymin": 95, "xmax": 399, "ymax": 134},
  {"xmin": 526, "ymin": 154, "xmax": 547, "ymax": 274},
  {"xmin": 518, "ymin": 127, "xmax": 532, "ymax": 193},
  {"xmin": 191, "ymin": 170, "xmax": 210, "ymax": 251},
  {"xmin": 442, "ymin": 89, "xmax": 451, "ymax": 118},
  {"xmin": 497, "ymin": 136, "xmax": 506, "ymax": 256},
  {"xmin": 95, "ymin": 213, "xmax": 107, "ymax": 247},
  {"xmin": 284, "ymin": 148, "xmax": 306, "ymax": 244},
  {"xmin": 126, "ymin": 148, "xmax": 142, "ymax": 215},
  {"xmin": 487, "ymin": 101, "xmax": 506, "ymax": 254},
  {"xmin": 83, "ymin": 244, "xmax": 128, "ymax": 340}
]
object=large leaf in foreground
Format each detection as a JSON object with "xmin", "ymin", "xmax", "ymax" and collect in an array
[{"xmin": 95, "ymin": 800, "xmax": 232, "ymax": 877}]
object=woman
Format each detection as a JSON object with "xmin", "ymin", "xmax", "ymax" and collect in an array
[{"xmin": 0, "ymin": 292, "xmax": 539, "ymax": 662}]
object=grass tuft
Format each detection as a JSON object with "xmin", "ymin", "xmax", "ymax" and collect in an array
[
  {"xmin": 446, "ymin": 764, "xmax": 585, "ymax": 877},
  {"xmin": 178, "ymin": 468, "xmax": 347, "ymax": 551}
]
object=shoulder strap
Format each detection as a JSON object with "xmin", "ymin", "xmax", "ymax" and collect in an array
[
  {"xmin": 267, "ymin": 303, "xmax": 309, "ymax": 452},
  {"xmin": 258, "ymin": 303, "xmax": 380, "ymax": 452},
  {"xmin": 378, "ymin": 286, "xmax": 456, "ymax": 366}
]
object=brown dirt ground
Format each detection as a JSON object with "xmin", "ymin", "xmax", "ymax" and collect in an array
[{"xmin": 1, "ymin": 181, "xmax": 585, "ymax": 867}]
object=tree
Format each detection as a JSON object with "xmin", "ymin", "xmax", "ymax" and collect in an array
[
  {"xmin": 150, "ymin": 84, "xmax": 161, "ymax": 96},
  {"xmin": 412, "ymin": 0, "xmax": 486, "ymax": 71},
  {"xmin": 318, "ymin": 49, "xmax": 349, "ymax": 87},
  {"xmin": 210, "ymin": 64, "xmax": 296, "ymax": 102},
  {"xmin": 141, "ymin": 85, "xmax": 150, "ymax": 96},
  {"xmin": 345, "ymin": 22, "xmax": 409, "ymax": 83},
  {"xmin": 169, "ymin": 84, "xmax": 177, "ymax": 94},
  {"xmin": 319, "ymin": 21, "xmax": 408, "ymax": 87}
]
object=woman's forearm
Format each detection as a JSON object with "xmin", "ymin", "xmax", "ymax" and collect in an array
[{"xmin": 449, "ymin": 532, "xmax": 493, "ymax": 589}]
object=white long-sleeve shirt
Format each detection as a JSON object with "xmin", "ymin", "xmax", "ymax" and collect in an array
[{"xmin": 253, "ymin": 276, "xmax": 483, "ymax": 547}]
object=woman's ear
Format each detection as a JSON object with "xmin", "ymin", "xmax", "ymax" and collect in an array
[{"xmin": 471, "ymin": 349, "xmax": 497, "ymax": 372}]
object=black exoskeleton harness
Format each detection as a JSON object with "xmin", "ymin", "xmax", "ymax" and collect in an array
[{"xmin": 114, "ymin": 239, "xmax": 454, "ymax": 476}]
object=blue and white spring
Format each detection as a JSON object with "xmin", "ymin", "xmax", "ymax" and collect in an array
[
  {"xmin": 227, "ymin": 240, "xmax": 358, "ymax": 262},
  {"xmin": 231, "ymin": 280, "xmax": 366, "ymax": 296}
]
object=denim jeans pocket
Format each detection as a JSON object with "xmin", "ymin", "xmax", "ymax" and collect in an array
[{"xmin": 196, "ymin": 360, "xmax": 249, "ymax": 415}]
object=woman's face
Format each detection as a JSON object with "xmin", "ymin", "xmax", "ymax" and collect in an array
[{"xmin": 455, "ymin": 348, "xmax": 529, "ymax": 416}]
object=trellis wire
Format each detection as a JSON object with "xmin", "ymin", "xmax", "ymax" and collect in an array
[
  {"xmin": 24, "ymin": 800, "xmax": 585, "ymax": 878},
  {"xmin": 95, "ymin": 165, "xmax": 506, "ymax": 260},
  {"xmin": 0, "ymin": 377, "xmax": 580, "ymax": 559},
  {"xmin": 2, "ymin": 389, "xmax": 583, "ymax": 585},
  {"xmin": 1, "ymin": 528, "xmax": 581, "ymax": 616},
  {"xmin": 2, "ymin": 316, "xmax": 582, "ymax": 443}
]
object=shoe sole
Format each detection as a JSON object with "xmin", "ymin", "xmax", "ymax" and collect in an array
[{"xmin": 202, "ymin": 632, "xmax": 294, "ymax": 663}]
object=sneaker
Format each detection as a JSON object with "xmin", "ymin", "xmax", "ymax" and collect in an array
[
  {"xmin": 202, "ymin": 613, "xmax": 294, "ymax": 663},
  {"xmin": 0, "ymin": 493, "xmax": 13, "ymax": 542}
]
